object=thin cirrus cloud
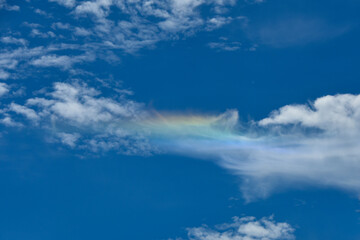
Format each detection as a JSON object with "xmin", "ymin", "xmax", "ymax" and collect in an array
[
  {"xmin": 171, "ymin": 216, "xmax": 295, "ymax": 240},
  {"xmin": 0, "ymin": 44, "xmax": 95, "ymax": 79},
  {"xmin": 2, "ymin": 82, "xmax": 360, "ymax": 200},
  {"xmin": 245, "ymin": 17, "xmax": 351, "ymax": 47},
  {"xmin": 0, "ymin": 0, "xmax": 243, "ymax": 80}
]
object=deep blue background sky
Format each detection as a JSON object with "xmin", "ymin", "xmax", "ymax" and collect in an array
[{"xmin": 1, "ymin": 0, "xmax": 360, "ymax": 239}]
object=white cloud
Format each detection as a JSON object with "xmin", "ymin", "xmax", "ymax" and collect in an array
[
  {"xmin": 217, "ymin": 94, "xmax": 360, "ymax": 200},
  {"xmin": 74, "ymin": 0, "xmax": 113, "ymax": 18},
  {"xmin": 173, "ymin": 216, "xmax": 294, "ymax": 240},
  {"xmin": 206, "ymin": 16, "xmax": 233, "ymax": 31},
  {"xmin": 0, "ymin": 82, "xmax": 9, "ymax": 96},
  {"xmin": 0, "ymin": 70, "xmax": 10, "ymax": 80},
  {"xmin": 69, "ymin": 0, "xmax": 238, "ymax": 52},
  {"xmin": 31, "ymin": 55, "xmax": 74, "ymax": 69},
  {"xmin": 30, "ymin": 53, "xmax": 95, "ymax": 69},
  {"xmin": 0, "ymin": 0, "xmax": 243, "ymax": 80},
  {"xmin": 14, "ymin": 82, "xmax": 151, "ymax": 154},
  {"xmin": 0, "ymin": 44, "xmax": 94, "ymax": 79},
  {"xmin": 5, "ymin": 80, "xmax": 360, "ymax": 201},
  {"xmin": 0, "ymin": 115, "xmax": 23, "ymax": 127},
  {"xmin": 208, "ymin": 40, "xmax": 242, "ymax": 51},
  {"xmin": 0, "ymin": 0, "xmax": 19, "ymax": 11},
  {"xmin": 34, "ymin": 8, "xmax": 50, "ymax": 17},
  {"xmin": 29, "ymin": 82, "xmax": 141, "ymax": 124},
  {"xmin": 49, "ymin": 0, "xmax": 76, "ymax": 8},
  {"xmin": 1, "ymin": 37, "xmax": 28, "ymax": 46},
  {"xmin": 52, "ymin": 22, "xmax": 71, "ymax": 30},
  {"xmin": 56, "ymin": 132, "xmax": 80, "ymax": 147},
  {"xmin": 137, "ymin": 94, "xmax": 360, "ymax": 200},
  {"xmin": 259, "ymin": 94, "xmax": 360, "ymax": 134},
  {"xmin": 74, "ymin": 27, "xmax": 92, "ymax": 36},
  {"xmin": 9, "ymin": 103, "xmax": 40, "ymax": 122},
  {"xmin": 0, "ymin": 46, "xmax": 48, "ymax": 79},
  {"xmin": 30, "ymin": 29, "xmax": 56, "ymax": 38}
]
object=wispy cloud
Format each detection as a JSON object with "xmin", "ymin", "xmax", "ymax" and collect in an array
[
  {"xmin": 208, "ymin": 39, "xmax": 242, "ymax": 51},
  {"xmin": 0, "ymin": 82, "xmax": 9, "ymax": 97},
  {"xmin": 30, "ymin": 53, "xmax": 95, "ymax": 69},
  {"xmin": 48, "ymin": 0, "xmax": 76, "ymax": 8},
  {"xmin": 0, "ymin": 0, "xmax": 244, "ymax": 79},
  {"xmin": 1, "ymin": 37, "xmax": 28, "ymax": 46},
  {"xmin": 0, "ymin": 44, "xmax": 96, "ymax": 79},
  {"xmin": 245, "ymin": 17, "xmax": 351, "ymax": 47},
  {"xmin": 0, "ymin": 0, "xmax": 19, "ymax": 11},
  {"xmin": 171, "ymin": 216, "xmax": 295, "ymax": 240}
]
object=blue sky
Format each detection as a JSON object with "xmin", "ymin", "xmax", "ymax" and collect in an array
[{"xmin": 1, "ymin": 0, "xmax": 360, "ymax": 239}]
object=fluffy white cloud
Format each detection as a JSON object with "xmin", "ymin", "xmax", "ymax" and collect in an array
[
  {"xmin": 6, "ymin": 82, "xmax": 152, "ymax": 154},
  {"xmin": 259, "ymin": 94, "xmax": 360, "ymax": 134},
  {"xmin": 26, "ymin": 82, "xmax": 142, "ymax": 124},
  {"xmin": 173, "ymin": 216, "xmax": 294, "ymax": 240}
]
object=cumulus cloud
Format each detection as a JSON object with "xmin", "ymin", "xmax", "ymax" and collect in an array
[
  {"xmin": 172, "ymin": 216, "xmax": 294, "ymax": 240},
  {"xmin": 259, "ymin": 94, "xmax": 360, "ymax": 133}
]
